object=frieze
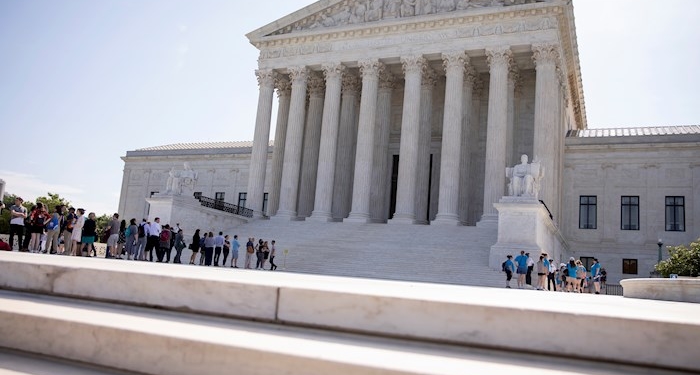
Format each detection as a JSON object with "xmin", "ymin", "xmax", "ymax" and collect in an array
[
  {"xmin": 258, "ymin": 15, "xmax": 558, "ymax": 60},
  {"xmin": 271, "ymin": 0, "xmax": 546, "ymax": 36}
]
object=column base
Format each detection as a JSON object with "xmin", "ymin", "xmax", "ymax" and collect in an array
[
  {"xmin": 476, "ymin": 214, "xmax": 499, "ymax": 228},
  {"xmin": 271, "ymin": 210, "xmax": 298, "ymax": 222},
  {"xmin": 431, "ymin": 213, "xmax": 461, "ymax": 226},
  {"xmin": 308, "ymin": 211, "xmax": 334, "ymax": 222},
  {"xmin": 344, "ymin": 212, "xmax": 372, "ymax": 223},
  {"xmin": 388, "ymin": 214, "xmax": 417, "ymax": 225}
]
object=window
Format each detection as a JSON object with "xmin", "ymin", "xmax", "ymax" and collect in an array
[
  {"xmin": 150, "ymin": 191, "xmax": 158, "ymax": 197},
  {"xmin": 622, "ymin": 259, "xmax": 638, "ymax": 274},
  {"xmin": 580, "ymin": 257, "xmax": 595, "ymax": 271},
  {"xmin": 621, "ymin": 196, "xmax": 639, "ymax": 230},
  {"xmin": 665, "ymin": 196, "xmax": 685, "ymax": 231},
  {"xmin": 579, "ymin": 196, "xmax": 597, "ymax": 229},
  {"xmin": 238, "ymin": 192, "xmax": 247, "ymax": 208},
  {"xmin": 215, "ymin": 192, "xmax": 225, "ymax": 202},
  {"xmin": 193, "ymin": 192, "xmax": 202, "ymax": 200},
  {"xmin": 262, "ymin": 193, "xmax": 269, "ymax": 215}
]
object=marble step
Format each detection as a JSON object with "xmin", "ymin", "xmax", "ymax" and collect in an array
[
  {"xmin": 0, "ymin": 347, "xmax": 142, "ymax": 375},
  {"xmin": 0, "ymin": 252, "xmax": 699, "ymax": 372},
  {"xmin": 0, "ymin": 290, "xmax": 689, "ymax": 375}
]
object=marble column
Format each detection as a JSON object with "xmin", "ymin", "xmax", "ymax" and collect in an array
[
  {"xmin": 310, "ymin": 63, "xmax": 346, "ymax": 222},
  {"xmin": 275, "ymin": 66, "xmax": 308, "ymax": 220},
  {"xmin": 467, "ymin": 79, "xmax": 484, "ymax": 224},
  {"xmin": 532, "ymin": 43, "xmax": 561, "ymax": 220},
  {"xmin": 414, "ymin": 66, "xmax": 437, "ymax": 225},
  {"xmin": 297, "ymin": 74, "xmax": 326, "ymax": 218},
  {"xmin": 480, "ymin": 47, "xmax": 512, "ymax": 224},
  {"xmin": 346, "ymin": 59, "xmax": 383, "ymax": 223},
  {"xmin": 458, "ymin": 70, "xmax": 477, "ymax": 224},
  {"xmin": 332, "ymin": 74, "xmax": 361, "ymax": 219},
  {"xmin": 267, "ymin": 76, "xmax": 292, "ymax": 217},
  {"xmin": 505, "ymin": 67, "xmax": 519, "ymax": 167},
  {"xmin": 246, "ymin": 69, "xmax": 276, "ymax": 218},
  {"xmin": 390, "ymin": 55, "xmax": 425, "ymax": 224},
  {"xmin": 433, "ymin": 52, "xmax": 468, "ymax": 225},
  {"xmin": 370, "ymin": 70, "xmax": 395, "ymax": 222}
]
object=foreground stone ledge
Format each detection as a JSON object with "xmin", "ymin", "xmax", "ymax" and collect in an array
[
  {"xmin": 621, "ymin": 278, "xmax": 700, "ymax": 303},
  {"xmin": 1, "ymin": 252, "xmax": 700, "ymax": 372}
]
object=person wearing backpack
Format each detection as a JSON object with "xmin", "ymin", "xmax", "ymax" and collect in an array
[
  {"xmin": 61, "ymin": 207, "xmax": 75, "ymax": 255},
  {"xmin": 44, "ymin": 205, "xmax": 63, "ymax": 254},
  {"xmin": 125, "ymin": 218, "xmax": 138, "ymax": 260},
  {"xmin": 28, "ymin": 202, "xmax": 50, "ymax": 253},
  {"xmin": 157, "ymin": 224, "xmax": 171, "ymax": 262},
  {"xmin": 135, "ymin": 219, "xmax": 148, "ymax": 261},
  {"xmin": 503, "ymin": 255, "xmax": 515, "ymax": 288}
]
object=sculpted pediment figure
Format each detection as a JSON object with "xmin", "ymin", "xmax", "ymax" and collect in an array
[{"xmin": 252, "ymin": 0, "xmax": 546, "ymax": 37}]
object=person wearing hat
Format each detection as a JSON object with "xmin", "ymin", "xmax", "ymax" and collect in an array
[{"xmin": 8, "ymin": 197, "xmax": 27, "ymax": 251}]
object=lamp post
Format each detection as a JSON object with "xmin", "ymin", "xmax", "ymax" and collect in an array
[{"xmin": 657, "ymin": 239, "xmax": 663, "ymax": 264}]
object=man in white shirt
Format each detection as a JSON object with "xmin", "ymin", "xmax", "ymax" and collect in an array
[
  {"xmin": 145, "ymin": 218, "xmax": 161, "ymax": 262},
  {"xmin": 547, "ymin": 258, "xmax": 557, "ymax": 291},
  {"xmin": 8, "ymin": 197, "xmax": 27, "ymax": 251},
  {"xmin": 213, "ymin": 231, "xmax": 225, "ymax": 266},
  {"xmin": 525, "ymin": 252, "xmax": 535, "ymax": 286}
]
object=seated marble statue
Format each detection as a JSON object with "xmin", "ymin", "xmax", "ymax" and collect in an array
[
  {"xmin": 506, "ymin": 154, "xmax": 543, "ymax": 199},
  {"xmin": 164, "ymin": 163, "xmax": 198, "ymax": 195}
]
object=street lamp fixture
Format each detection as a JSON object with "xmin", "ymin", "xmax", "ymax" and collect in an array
[{"xmin": 657, "ymin": 239, "xmax": 663, "ymax": 264}]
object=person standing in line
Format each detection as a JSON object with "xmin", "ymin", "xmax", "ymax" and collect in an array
[
  {"xmin": 213, "ymin": 231, "xmax": 225, "ymax": 266},
  {"xmin": 590, "ymin": 258, "xmax": 602, "ymax": 294},
  {"xmin": 44, "ymin": 205, "xmax": 63, "ymax": 254},
  {"xmin": 566, "ymin": 258, "xmax": 578, "ymax": 292},
  {"xmin": 536, "ymin": 255, "xmax": 548, "ymax": 291},
  {"xmin": 199, "ymin": 233, "xmax": 207, "ymax": 265},
  {"xmin": 116, "ymin": 219, "xmax": 127, "ymax": 259},
  {"xmin": 547, "ymin": 258, "xmax": 557, "ymax": 291},
  {"xmin": 103, "ymin": 214, "xmax": 120, "ymax": 258},
  {"xmin": 125, "ymin": 218, "xmax": 138, "ymax": 260},
  {"xmin": 575, "ymin": 260, "xmax": 587, "ymax": 293},
  {"xmin": 136, "ymin": 219, "xmax": 148, "ymax": 261},
  {"xmin": 255, "ymin": 238, "xmax": 265, "ymax": 270},
  {"xmin": 245, "ymin": 237, "xmax": 254, "ymax": 269},
  {"xmin": 525, "ymin": 252, "xmax": 535, "ymax": 286},
  {"xmin": 8, "ymin": 197, "xmax": 27, "ymax": 251},
  {"xmin": 157, "ymin": 224, "xmax": 171, "ymax": 262},
  {"xmin": 222, "ymin": 235, "xmax": 231, "ymax": 266},
  {"xmin": 189, "ymin": 229, "xmax": 201, "ymax": 265},
  {"xmin": 173, "ymin": 229, "xmax": 185, "ymax": 264},
  {"xmin": 203, "ymin": 231, "xmax": 215, "ymax": 266},
  {"xmin": 268, "ymin": 240, "xmax": 277, "ymax": 271},
  {"xmin": 70, "ymin": 208, "xmax": 85, "ymax": 256},
  {"xmin": 146, "ymin": 218, "xmax": 161, "ymax": 262},
  {"xmin": 61, "ymin": 207, "xmax": 75, "ymax": 255},
  {"xmin": 230, "ymin": 235, "xmax": 240, "ymax": 268},
  {"xmin": 81, "ymin": 212, "xmax": 97, "ymax": 257},
  {"xmin": 503, "ymin": 255, "xmax": 515, "ymax": 288},
  {"xmin": 514, "ymin": 251, "xmax": 528, "ymax": 289},
  {"xmin": 29, "ymin": 202, "xmax": 50, "ymax": 253},
  {"xmin": 261, "ymin": 241, "xmax": 270, "ymax": 270}
]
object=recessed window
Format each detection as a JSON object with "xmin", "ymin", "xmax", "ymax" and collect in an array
[
  {"xmin": 193, "ymin": 192, "xmax": 202, "ymax": 199},
  {"xmin": 621, "ymin": 196, "xmax": 639, "ymax": 230},
  {"xmin": 262, "ymin": 193, "xmax": 269, "ymax": 215},
  {"xmin": 215, "ymin": 192, "xmax": 225, "ymax": 202},
  {"xmin": 579, "ymin": 196, "xmax": 597, "ymax": 229},
  {"xmin": 622, "ymin": 259, "xmax": 638, "ymax": 274},
  {"xmin": 665, "ymin": 196, "xmax": 685, "ymax": 232},
  {"xmin": 238, "ymin": 192, "xmax": 247, "ymax": 208}
]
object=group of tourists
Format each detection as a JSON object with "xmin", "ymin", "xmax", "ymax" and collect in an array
[
  {"xmin": 503, "ymin": 251, "xmax": 606, "ymax": 293},
  {"xmin": 4, "ymin": 196, "xmax": 278, "ymax": 271}
]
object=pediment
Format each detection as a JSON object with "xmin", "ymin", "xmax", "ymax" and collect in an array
[{"xmin": 247, "ymin": 0, "xmax": 547, "ymax": 41}]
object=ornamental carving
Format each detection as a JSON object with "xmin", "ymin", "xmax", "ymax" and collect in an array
[
  {"xmin": 485, "ymin": 46, "xmax": 513, "ymax": 69},
  {"xmin": 276, "ymin": 0, "xmax": 546, "ymax": 35},
  {"xmin": 255, "ymin": 69, "xmax": 276, "ymax": 87},
  {"xmin": 532, "ymin": 43, "xmax": 560, "ymax": 67},
  {"xmin": 307, "ymin": 73, "xmax": 326, "ymax": 97},
  {"xmin": 322, "ymin": 62, "xmax": 347, "ymax": 81},
  {"xmin": 401, "ymin": 55, "xmax": 427, "ymax": 76},
  {"xmin": 379, "ymin": 70, "xmax": 396, "ymax": 90},
  {"xmin": 342, "ymin": 74, "xmax": 361, "ymax": 94},
  {"xmin": 358, "ymin": 59, "xmax": 384, "ymax": 79},
  {"xmin": 442, "ymin": 51, "xmax": 468, "ymax": 74},
  {"xmin": 422, "ymin": 66, "xmax": 438, "ymax": 88},
  {"xmin": 288, "ymin": 66, "xmax": 310, "ymax": 85},
  {"xmin": 274, "ymin": 76, "xmax": 292, "ymax": 97}
]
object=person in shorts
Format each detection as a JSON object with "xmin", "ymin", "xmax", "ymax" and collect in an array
[
  {"xmin": 504, "ymin": 255, "xmax": 515, "ymax": 288},
  {"xmin": 230, "ymin": 235, "xmax": 240, "ymax": 268},
  {"xmin": 514, "ymin": 251, "xmax": 528, "ymax": 289}
]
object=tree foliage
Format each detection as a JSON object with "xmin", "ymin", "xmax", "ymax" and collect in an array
[
  {"xmin": 1, "ymin": 192, "xmax": 72, "ymax": 234},
  {"xmin": 655, "ymin": 238, "xmax": 700, "ymax": 277}
]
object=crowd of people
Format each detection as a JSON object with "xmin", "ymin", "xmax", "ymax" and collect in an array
[
  {"xmin": 503, "ymin": 251, "xmax": 606, "ymax": 293},
  {"xmin": 3, "ymin": 197, "xmax": 278, "ymax": 270}
]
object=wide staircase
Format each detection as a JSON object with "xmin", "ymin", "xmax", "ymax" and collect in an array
[
  {"xmin": 1, "ymin": 252, "xmax": 698, "ymax": 374},
  {"xmin": 221, "ymin": 219, "xmax": 504, "ymax": 287}
]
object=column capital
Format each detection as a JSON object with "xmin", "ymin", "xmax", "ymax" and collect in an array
[
  {"xmin": 255, "ymin": 69, "xmax": 277, "ymax": 87},
  {"xmin": 421, "ymin": 66, "xmax": 438, "ymax": 88},
  {"xmin": 464, "ymin": 65, "xmax": 477, "ymax": 87},
  {"xmin": 472, "ymin": 76, "xmax": 484, "ymax": 97},
  {"xmin": 308, "ymin": 73, "xmax": 326, "ymax": 98},
  {"xmin": 441, "ymin": 51, "xmax": 468, "ymax": 73},
  {"xmin": 532, "ymin": 43, "xmax": 560, "ymax": 68},
  {"xmin": 342, "ymin": 74, "xmax": 361, "ymax": 94},
  {"xmin": 400, "ymin": 55, "xmax": 427, "ymax": 75},
  {"xmin": 379, "ymin": 70, "xmax": 396, "ymax": 90},
  {"xmin": 486, "ymin": 46, "xmax": 513, "ymax": 69},
  {"xmin": 274, "ymin": 76, "xmax": 291, "ymax": 98},
  {"xmin": 322, "ymin": 62, "xmax": 346, "ymax": 80},
  {"xmin": 358, "ymin": 59, "xmax": 384, "ymax": 79},
  {"xmin": 288, "ymin": 66, "xmax": 309, "ymax": 84}
]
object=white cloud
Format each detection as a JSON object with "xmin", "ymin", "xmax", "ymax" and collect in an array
[{"xmin": 0, "ymin": 170, "xmax": 84, "ymax": 200}]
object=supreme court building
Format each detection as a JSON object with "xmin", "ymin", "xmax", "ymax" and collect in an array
[{"xmin": 119, "ymin": 0, "xmax": 699, "ymax": 283}]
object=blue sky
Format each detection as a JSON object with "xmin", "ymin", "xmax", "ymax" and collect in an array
[{"xmin": 0, "ymin": 0, "xmax": 698, "ymax": 216}]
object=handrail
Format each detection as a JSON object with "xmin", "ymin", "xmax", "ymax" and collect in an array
[
  {"xmin": 539, "ymin": 199, "xmax": 553, "ymax": 221},
  {"xmin": 195, "ymin": 195, "xmax": 253, "ymax": 218}
]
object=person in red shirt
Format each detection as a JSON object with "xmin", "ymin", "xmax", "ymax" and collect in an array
[{"xmin": 0, "ymin": 238, "xmax": 11, "ymax": 251}]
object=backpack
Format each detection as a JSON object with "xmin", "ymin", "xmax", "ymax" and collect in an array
[
  {"xmin": 46, "ymin": 214, "xmax": 60, "ymax": 230},
  {"xmin": 159, "ymin": 230, "xmax": 170, "ymax": 243},
  {"xmin": 32, "ymin": 212, "xmax": 46, "ymax": 227},
  {"xmin": 137, "ymin": 224, "xmax": 145, "ymax": 237},
  {"xmin": 501, "ymin": 261, "xmax": 507, "ymax": 272}
]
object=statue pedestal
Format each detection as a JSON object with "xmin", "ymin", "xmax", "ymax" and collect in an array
[
  {"xmin": 146, "ymin": 194, "xmax": 249, "ymax": 236},
  {"xmin": 488, "ymin": 197, "xmax": 568, "ymax": 270}
]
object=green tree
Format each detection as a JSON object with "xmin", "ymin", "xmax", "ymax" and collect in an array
[
  {"xmin": 95, "ymin": 213, "xmax": 111, "ymax": 241},
  {"xmin": 1, "ymin": 192, "xmax": 72, "ymax": 234},
  {"xmin": 36, "ymin": 192, "xmax": 71, "ymax": 214},
  {"xmin": 655, "ymin": 238, "xmax": 700, "ymax": 277}
]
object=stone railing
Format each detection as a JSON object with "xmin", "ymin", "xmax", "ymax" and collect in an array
[{"xmin": 195, "ymin": 195, "xmax": 253, "ymax": 218}]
